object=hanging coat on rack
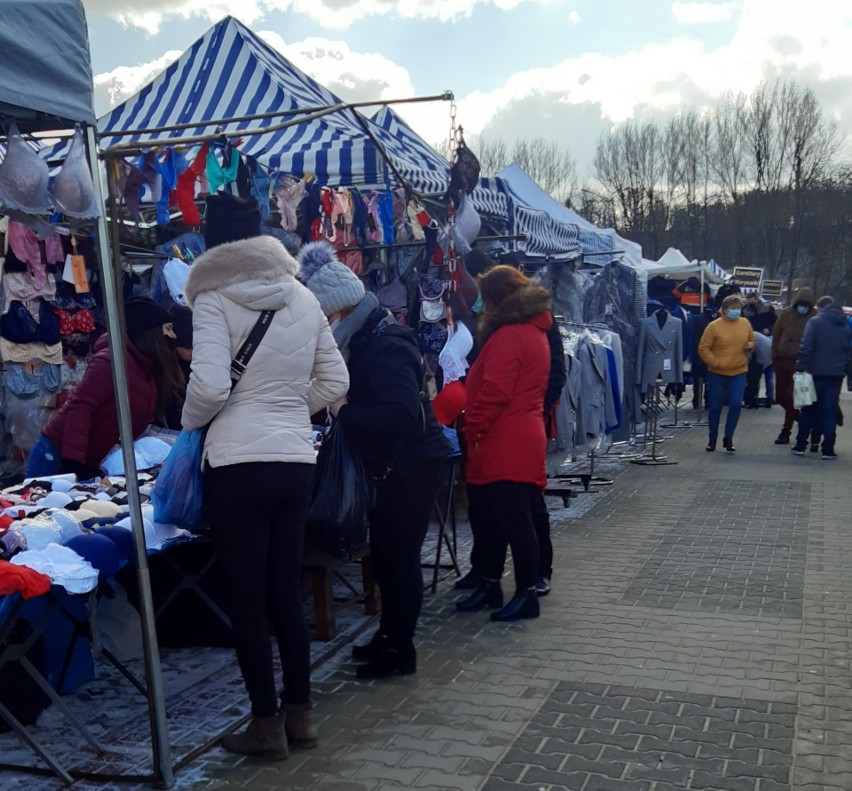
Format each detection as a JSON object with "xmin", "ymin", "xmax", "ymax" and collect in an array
[{"xmin": 636, "ymin": 311, "xmax": 683, "ymax": 389}]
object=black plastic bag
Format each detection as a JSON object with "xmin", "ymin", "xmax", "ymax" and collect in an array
[{"xmin": 306, "ymin": 421, "xmax": 369, "ymax": 559}]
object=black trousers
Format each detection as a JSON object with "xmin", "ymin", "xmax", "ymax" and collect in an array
[
  {"xmin": 468, "ymin": 485, "xmax": 551, "ymax": 579},
  {"xmin": 744, "ymin": 358, "xmax": 765, "ymax": 407},
  {"xmin": 467, "ymin": 481, "xmax": 541, "ymax": 592},
  {"xmin": 204, "ymin": 461, "xmax": 314, "ymax": 718},
  {"xmin": 369, "ymin": 462, "xmax": 444, "ymax": 648},
  {"xmin": 530, "ymin": 489, "xmax": 553, "ymax": 579}
]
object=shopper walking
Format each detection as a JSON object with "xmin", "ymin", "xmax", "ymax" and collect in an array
[
  {"xmin": 299, "ymin": 240, "xmax": 450, "ymax": 680},
  {"xmin": 456, "ymin": 265, "xmax": 552, "ymax": 621},
  {"xmin": 791, "ymin": 297, "xmax": 851, "ymax": 459},
  {"xmin": 771, "ymin": 288, "xmax": 816, "ymax": 444},
  {"xmin": 182, "ymin": 202, "xmax": 349, "ymax": 761},
  {"xmin": 698, "ymin": 294, "xmax": 755, "ymax": 453}
]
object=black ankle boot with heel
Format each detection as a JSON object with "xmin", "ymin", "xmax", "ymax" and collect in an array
[
  {"xmin": 706, "ymin": 437, "xmax": 717, "ymax": 452},
  {"xmin": 490, "ymin": 589, "xmax": 540, "ymax": 622},
  {"xmin": 351, "ymin": 631, "xmax": 388, "ymax": 663},
  {"xmin": 355, "ymin": 642, "xmax": 416, "ymax": 679},
  {"xmin": 456, "ymin": 579, "xmax": 503, "ymax": 612},
  {"xmin": 723, "ymin": 437, "xmax": 735, "ymax": 452}
]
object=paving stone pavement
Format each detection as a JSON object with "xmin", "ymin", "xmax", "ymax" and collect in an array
[{"xmin": 6, "ymin": 394, "xmax": 852, "ymax": 790}]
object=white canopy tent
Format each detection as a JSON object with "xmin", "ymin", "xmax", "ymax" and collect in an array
[{"xmin": 642, "ymin": 247, "xmax": 730, "ymax": 284}]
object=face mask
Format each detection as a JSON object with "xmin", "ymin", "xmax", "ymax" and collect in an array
[
  {"xmin": 726, "ymin": 310, "xmax": 741, "ymax": 320},
  {"xmin": 329, "ymin": 318, "xmax": 341, "ymax": 332},
  {"xmin": 796, "ymin": 305, "xmax": 809, "ymax": 315},
  {"xmin": 471, "ymin": 293, "xmax": 483, "ymax": 314}
]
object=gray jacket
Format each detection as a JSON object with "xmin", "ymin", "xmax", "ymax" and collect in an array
[
  {"xmin": 796, "ymin": 304, "xmax": 852, "ymax": 378},
  {"xmin": 636, "ymin": 311, "xmax": 683, "ymax": 388}
]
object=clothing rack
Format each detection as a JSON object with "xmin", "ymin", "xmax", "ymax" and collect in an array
[
  {"xmin": 661, "ymin": 381, "xmax": 708, "ymax": 429},
  {"xmin": 631, "ymin": 383, "xmax": 677, "ymax": 466},
  {"xmin": 329, "ymin": 232, "xmax": 528, "ymax": 255},
  {"xmin": 555, "ymin": 317, "xmax": 610, "ymax": 333},
  {"xmin": 552, "ymin": 318, "xmax": 616, "ymax": 487}
]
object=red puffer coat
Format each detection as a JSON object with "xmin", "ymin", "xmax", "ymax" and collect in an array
[
  {"xmin": 463, "ymin": 311, "xmax": 552, "ymax": 488},
  {"xmin": 43, "ymin": 334, "xmax": 158, "ymax": 474}
]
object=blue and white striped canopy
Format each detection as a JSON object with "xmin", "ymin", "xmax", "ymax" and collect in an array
[
  {"xmin": 369, "ymin": 107, "xmax": 449, "ymax": 194},
  {"xmin": 47, "ymin": 16, "xmax": 449, "ymax": 193},
  {"xmin": 471, "ymin": 171, "xmax": 584, "ymax": 261}
]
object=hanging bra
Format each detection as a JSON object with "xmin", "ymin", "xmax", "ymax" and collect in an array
[
  {"xmin": 5, "ymin": 363, "xmax": 62, "ymax": 399},
  {"xmin": 1, "ymin": 300, "xmax": 61, "ymax": 345},
  {"xmin": 0, "ymin": 123, "xmax": 51, "ymax": 214},
  {"xmin": 51, "ymin": 127, "xmax": 100, "ymax": 219}
]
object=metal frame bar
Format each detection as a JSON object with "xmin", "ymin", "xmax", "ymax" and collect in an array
[
  {"xmin": 87, "ymin": 125, "xmax": 174, "ymax": 788},
  {"xmin": 101, "ymin": 92, "xmax": 453, "ymax": 140}
]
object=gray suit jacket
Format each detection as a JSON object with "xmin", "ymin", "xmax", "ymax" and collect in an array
[{"xmin": 637, "ymin": 312, "xmax": 684, "ymax": 388}]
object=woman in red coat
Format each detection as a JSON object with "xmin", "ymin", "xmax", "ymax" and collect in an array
[
  {"xmin": 27, "ymin": 298, "xmax": 184, "ymax": 480},
  {"xmin": 457, "ymin": 265, "xmax": 553, "ymax": 622}
]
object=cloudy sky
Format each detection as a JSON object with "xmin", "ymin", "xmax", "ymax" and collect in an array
[{"xmin": 82, "ymin": 0, "xmax": 852, "ymax": 177}]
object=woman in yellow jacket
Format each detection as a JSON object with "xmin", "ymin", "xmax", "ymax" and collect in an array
[{"xmin": 699, "ymin": 294, "xmax": 756, "ymax": 452}]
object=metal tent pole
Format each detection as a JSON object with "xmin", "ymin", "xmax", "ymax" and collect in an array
[{"xmin": 86, "ymin": 128, "xmax": 174, "ymax": 789}]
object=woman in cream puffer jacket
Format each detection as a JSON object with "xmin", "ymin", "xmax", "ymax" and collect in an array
[{"xmin": 181, "ymin": 232, "xmax": 348, "ymax": 760}]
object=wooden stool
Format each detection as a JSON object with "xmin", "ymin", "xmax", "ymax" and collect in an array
[{"xmin": 302, "ymin": 546, "xmax": 378, "ymax": 641}]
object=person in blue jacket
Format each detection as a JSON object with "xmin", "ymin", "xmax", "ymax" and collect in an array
[{"xmin": 791, "ymin": 297, "xmax": 851, "ymax": 459}]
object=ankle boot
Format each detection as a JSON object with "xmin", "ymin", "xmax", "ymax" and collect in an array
[
  {"xmin": 454, "ymin": 569, "xmax": 482, "ymax": 590},
  {"xmin": 221, "ymin": 714, "xmax": 288, "ymax": 760},
  {"xmin": 456, "ymin": 579, "xmax": 503, "ymax": 612},
  {"xmin": 722, "ymin": 437, "xmax": 735, "ymax": 452},
  {"xmin": 356, "ymin": 644, "xmax": 416, "ymax": 679},
  {"xmin": 351, "ymin": 631, "xmax": 388, "ymax": 663},
  {"xmin": 490, "ymin": 589, "xmax": 540, "ymax": 622},
  {"xmin": 283, "ymin": 702, "xmax": 318, "ymax": 749}
]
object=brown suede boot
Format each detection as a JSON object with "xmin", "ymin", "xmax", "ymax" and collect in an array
[
  {"xmin": 283, "ymin": 702, "xmax": 318, "ymax": 749},
  {"xmin": 220, "ymin": 715, "xmax": 289, "ymax": 760}
]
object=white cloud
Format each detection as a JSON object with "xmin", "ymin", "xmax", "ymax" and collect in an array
[
  {"xmin": 421, "ymin": 0, "xmax": 852, "ymax": 175},
  {"xmin": 83, "ymin": 0, "xmax": 536, "ymax": 32},
  {"xmin": 672, "ymin": 1, "xmax": 736, "ymax": 25},
  {"xmin": 88, "ymin": 0, "xmax": 852, "ymax": 175},
  {"xmin": 257, "ymin": 31, "xmax": 415, "ymax": 102},
  {"xmin": 93, "ymin": 50, "xmax": 182, "ymax": 113},
  {"xmin": 568, "ymin": 10, "xmax": 580, "ymax": 24}
]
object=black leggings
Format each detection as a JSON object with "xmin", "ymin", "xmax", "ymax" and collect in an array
[
  {"xmin": 369, "ymin": 462, "xmax": 445, "ymax": 648},
  {"xmin": 204, "ymin": 461, "xmax": 314, "ymax": 718}
]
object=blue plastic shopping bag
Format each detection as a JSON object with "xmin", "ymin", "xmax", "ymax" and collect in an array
[{"xmin": 152, "ymin": 428, "xmax": 205, "ymax": 531}]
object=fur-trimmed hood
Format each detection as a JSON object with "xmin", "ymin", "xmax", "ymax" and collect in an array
[
  {"xmin": 184, "ymin": 236, "xmax": 300, "ymax": 311},
  {"xmin": 477, "ymin": 284, "xmax": 553, "ymax": 346}
]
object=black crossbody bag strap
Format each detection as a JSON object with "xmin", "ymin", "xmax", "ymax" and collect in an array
[{"xmin": 229, "ymin": 310, "xmax": 276, "ymax": 391}]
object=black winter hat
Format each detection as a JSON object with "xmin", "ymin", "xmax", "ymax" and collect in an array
[
  {"xmin": 124, "ymin": 297, "xmax": 170, "ymax": 341},
  {"xmin": 204, "ymin": 194, "xmax": 262, "ymax": 250},
  {"xmin": 464, "ymin": 248, "xmax": 496, "ymax": 277},
  {"xmin": 168, "ymin": 305, "xmax": 193, "ymax": 348}
]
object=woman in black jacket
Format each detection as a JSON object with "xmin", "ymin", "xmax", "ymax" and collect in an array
[{"xmin": 299, "ymin": 242, "xmax": 450, "ymax": 679}]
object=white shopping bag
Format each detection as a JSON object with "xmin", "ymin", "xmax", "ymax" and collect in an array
[{"xmin": 793, "ymin": 371, "xmax": 817, "ymax": 409}]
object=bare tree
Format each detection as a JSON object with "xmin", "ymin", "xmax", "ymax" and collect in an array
[
  {"xmin": 472, "ymin": 136, "xmax": 510, "ymax": 177},
  {"xmin": 511, "ymin": 138, "xmax": 577, "ymax": 205},
  {"xmin": 469, "ymin": 136, "xmax": 578, "ymax": 204},
  {"xmin": 668, "ymin": 110, "xmax": 715, "ymax": 257},
  {"xmin": 593, "ymin": 119, "xmax": 672, "ymax": 258}
]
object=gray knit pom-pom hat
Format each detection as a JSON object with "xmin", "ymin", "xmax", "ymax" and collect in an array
[{"xmin": 297, "ymin": 240, "xmax": 365, "ymax": 316}]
